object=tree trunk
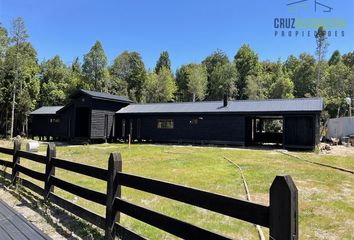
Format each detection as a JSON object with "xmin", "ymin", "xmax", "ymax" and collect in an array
[
  {"xmin": 192, "ymin": 92, "xmax": 196, "ymax": 102},
  {"xmin": 10, "ymin": 82, "xmax": 16, "ymax": 139}
]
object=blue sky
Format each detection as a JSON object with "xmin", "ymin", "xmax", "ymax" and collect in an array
[{"xmin": 0, "ymin": 0, "xmax": 353, "ymax": 71}]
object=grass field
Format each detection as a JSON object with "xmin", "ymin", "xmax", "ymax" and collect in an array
[{"xmin": 0, "ymin": 142, "xmax": 353, "ymax": 239}]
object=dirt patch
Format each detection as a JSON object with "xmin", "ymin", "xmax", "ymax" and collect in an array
[{"xmin": 320, "ymin": 144, "xmax": 354, "ymax": 157}]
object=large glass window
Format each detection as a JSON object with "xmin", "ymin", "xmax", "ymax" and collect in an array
[{"xmin": 157, "ymin": 119, "xmax": 174, "ymax": 129}]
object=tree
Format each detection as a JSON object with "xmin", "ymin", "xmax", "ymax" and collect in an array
[
  {"xmin": 315, "ymin": 26, "xmax": 329, "ymax": 96},
  {"xmin": 9, "ymin": 17, "xmax": 29, "ymax": 138},
  {"xmin": 208, "ymin": 62, "xmax": 238, "ymax": 100},
  {"xmin": 283, "ymin": 55, "xmax": 300, "ymax": 80},
  {"xmin": 292, "ymin": 53, "xmax": 316, "ymax": 97},
  {"xmin": 202, "ymin": 50, "xmax": 230, "ymax": 99},
  {"xmin": 175, "ymin": 64, "xmax": 192, "ymax": 101},
  {"xmin": 245, "ymin": 74, "xmax": 266, "ymax": 100},
  {"xmin": 328, "ymin": 50, "xmax": 341, "ymax": 66},
  {"xmin": 269, "ymin": 63, "xmax": 294, "ymax": 99},
  {"xmin": 3, "ymin": 42, "xmax": 40, "ymax": 136},
  {"xmin": 0, "ymin": 23, "xmax": 8, "ymax": 61},
  {"xmin": 144, "ymin": 67, "xmax": 176, "ymax": 102},
  {"xmin": 234, "ymin": 44, "xmax": 259, "ymax": 99},
  {"xmin": 111, "ymin": 51, "xmax": 146, "ymax": 102},
  {"xmin": 322, "ymin": 62, "xmax": 351, "ymax": 118},
  {"xmin": 187, "ymin": 64, "xmax": 208, "ymax": 102},
  {"xmin": 39, "ymin": 55, "xmax": 71, "ymax": 105},
  {"xmin": 342, "ymin": 52, "xmax": 354, "ymax": 68},
  {"xmin": 143, "ymin": 71, "xmax": 159, "ymax": 102},
  {"xmin": 155, "ymin": 51, "xmax": 171, "ymax": 73},
  {"xmin": 82, "ymin": 41, "xmax": 108, "ymax": 91}
]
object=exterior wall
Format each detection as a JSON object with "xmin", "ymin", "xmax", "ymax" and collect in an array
[
  {"xmin": 90, "ymin": 110, "xmax": 115, "ymax": 139},
  {"xmin": 283, "ymin": 114, "xmax": 318, "ymax": 149},
  {"xmin": 90, "ymin": 99, "xmax": 129, "ymax": 139},
  {"xmin": 30, "ymin": 114, "xmax": 67, "ymax": 138},
  {"xmin": 56, "ymin": 96, "xmax": 129, "ymax": 140},
  {"xmin": 116, "ymin": 114, "xmax": 246, "ymax": 145}
]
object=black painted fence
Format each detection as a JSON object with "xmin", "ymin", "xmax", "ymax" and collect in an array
[{"xmin": 0, "ymin": 140, "xmax": 298, "ymax": 240}]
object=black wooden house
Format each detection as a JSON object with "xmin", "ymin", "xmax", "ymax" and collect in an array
[
  {"xmin": 116, "ymin": 97, "xmax": 323, "ymax": 149},
  {"xmin": 31, "ymin": 90, "xmax": 323, "ymax": 149},
  {"xmin": 30, "ymin": 89, "xmax": 132, "ymax": 142}
]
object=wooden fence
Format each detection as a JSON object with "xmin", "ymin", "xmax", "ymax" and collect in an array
[{"xmin": 0, "ymin": 140, "xmax": 298, "ymax": 240}]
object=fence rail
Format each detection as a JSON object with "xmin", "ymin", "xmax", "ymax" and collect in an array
[{"xmin": 0, "ymin": 140, "xmax": 298, "ymax": 240}]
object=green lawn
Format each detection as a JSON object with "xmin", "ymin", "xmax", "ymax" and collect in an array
[{"xmin": 0, "ymin": 142, "xmax": 353, "ymax": 239}]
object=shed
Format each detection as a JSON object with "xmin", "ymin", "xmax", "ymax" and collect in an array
[
  {"xmin": 30, "ymin": 106, "xmax": 64, "ymax": 139},
  {"xmin": 116, "ymin": 98, "xmax": 323, "ymax": 149},
  {"xmin": 30, "ymin": 89, "xmax": 132, "ymax": 142}
]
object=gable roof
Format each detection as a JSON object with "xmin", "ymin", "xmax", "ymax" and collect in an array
[
  {"xmin": 71, "ymin": 89, "xmax": 132, "ymax": 103},
  {"xmin": 30, "ymin": 106, "xmax": 64, "ymax": 115},
  {"xmin": 117, "ymin": 98, "xmax": 323, "ymax": 114}
]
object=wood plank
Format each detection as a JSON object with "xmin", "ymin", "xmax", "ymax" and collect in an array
[
  {"xmin": 19, "ymin": 177, "xmax": 44, "ymax": 196},
  {"xmin": 17, "ymin": 165, "xmax": 46, "ymax": 181},
  {"xmin": 0, "ymin": 147, "xmax": 13, "ymax": 155},
  {"xmin": 117, "ymin": 172, "xmax": 269, "ymax": 227},
  {"xmin": 0, "ymin": 199, "xmax": 50, "ymax": 240},
  {"xmin": 114, "ymin": 198, "xmax": 232, "ymax": 240},
  {"xmin": 17, "ymin": 151, "xmax": 47, "ymax": 164},
  {"xmin": 49, "ymin": 193, "xmax": 106, "ymax": 229},
  {"xmin": 52, "ymin": 157, "xmax": 107, "ymax": 180},
  {"xmin": 0, "ymin": 169, "xmax": 12, "ymax": 180},
  {"xmin": 115, "ymin": 223, "xmax": 147, "ymax": 240},
  {"xmin": 0, "ymin": 159, "xmax": 12, "ymax": 168},
  {"xmin": 52, "ymin": 176, "xmax": 106, "ymax": 205}
]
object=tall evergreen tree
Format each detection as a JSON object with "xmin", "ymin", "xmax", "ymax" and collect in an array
[
  {"xmin": 234, "ymin": 44, "xmax": 259, "ymax": 99},
  {"xmin": 155, "ymin": 51, "xmax": 171, "ymax": 73},
  {"xmin": 328, "ymin": 50, "xmax": 341, "ymax": 66},
  {"xmin": 175, "ymin": 64, "xmax": 192, "ymax": 101},
  {"xmin": 8, "ymin": 17, "xmax": 35, "ymax": 138},
  {"xmin": 82, "ymin": 41, "xmax": 108, "ymax": 91}
]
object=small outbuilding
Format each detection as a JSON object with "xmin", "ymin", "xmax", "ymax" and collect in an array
[
  {"xmin": 30, "ymin": 89, "xmax": 132, "ymax": 142},
  {"xmin": 116, "ymin": 97, "xmax": 323, "ymax": 149}
]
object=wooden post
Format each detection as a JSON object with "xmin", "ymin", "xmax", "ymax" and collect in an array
[
  {"xmin": 44, "ymin": 143, "xmax": 56, "ymax": 200},
  {"xmin": 128, "ymin": 134, "xmax": 131, "ymax": 149},
  {"xmin": 269, "ymin": 175, "xmax": 298, "ymax": 240},
  {"xmin": 11, "ymin": 139, "xmax": 21, "ymax": 185},
  {"xmin": 105, "ymin": 153, "xmax": 122, "ymax": 240}
]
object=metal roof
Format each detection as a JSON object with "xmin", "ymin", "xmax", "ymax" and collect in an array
[
  {"xmin": 75, "ymin": 89, "xmax": 132, "ymax": 103},
  {"xmin": 30, "ymin": 106, "xmax": 64, "ymax": 115},
  {"xmin": 117, "ymin": 98, "xmax": 323, "ymax": 114}
]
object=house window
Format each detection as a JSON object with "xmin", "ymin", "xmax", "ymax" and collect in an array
[
  {"xmin": 50, "ymin": 118, "xmax": 61, "ymax": 123},
  {"xmin": 157, "ymin": 119, "xmax": 174, "ymax": 129}
]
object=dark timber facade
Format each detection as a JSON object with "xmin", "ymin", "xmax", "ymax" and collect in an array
[
  {"xmin": 116, "ymin": 98, "xmax": 323, "ymax": 150},
  {"xmin": 30, "ymin": 91, "xmax": 322, "ymax": 149},
  {"xmin": 30, "ymin": 90, "xmax": 132, "ymax": 142}
]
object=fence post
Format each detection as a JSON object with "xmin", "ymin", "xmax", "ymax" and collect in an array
[
  {"xmin": 269, "ymin": 175, "xmax": 298, "ymax": 240},
  {"xmin": 11, "ymin": 139, "xmax": 21, "ymax": 185},
  {"xmin": 44, "ymin": 143, "xmax": 56, "ymax": 200},
  {"xmin": 105, "ymin": 153, "xmax": 122, "ymax": 240}
]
